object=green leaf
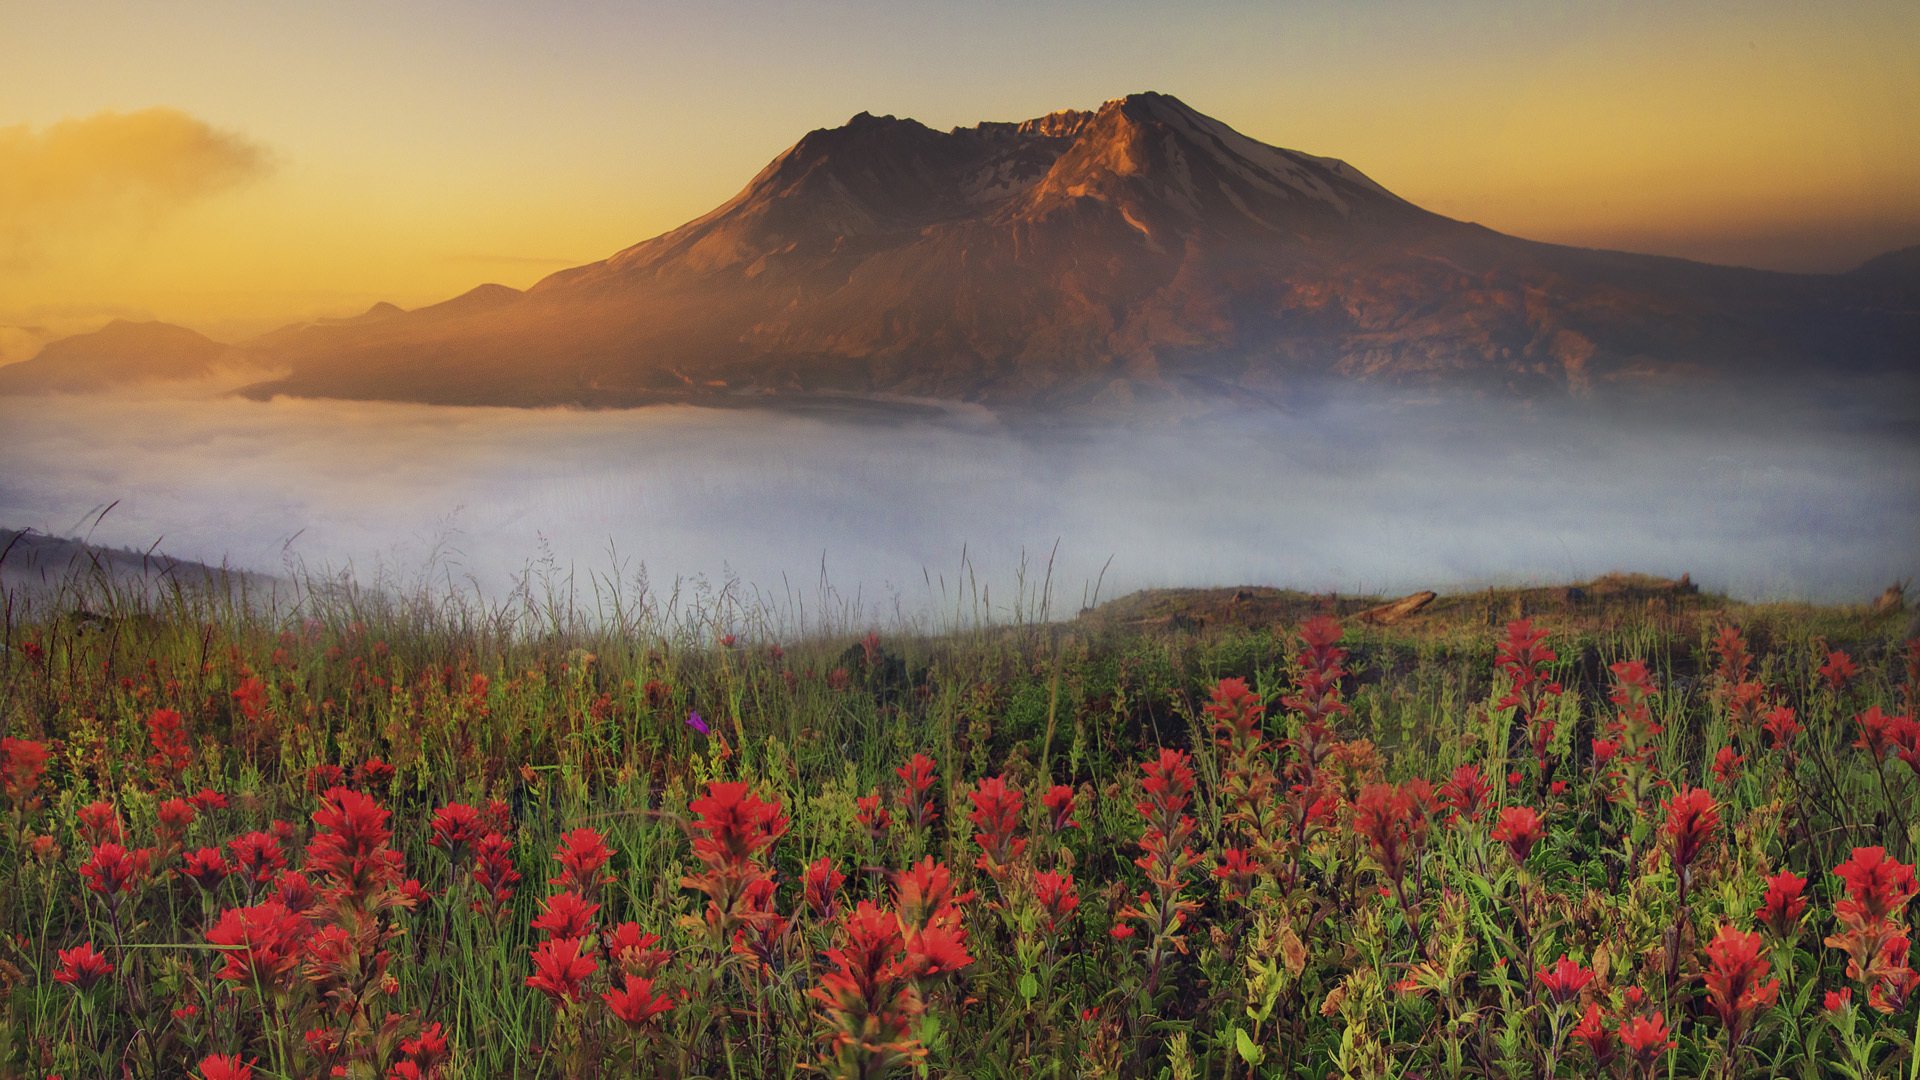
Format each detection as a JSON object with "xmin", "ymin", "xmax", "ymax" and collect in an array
[
  {"xmin": 1235, "ymin": 1027, "xmax": 1263, "ymax": 1066},
  {"xmin": 1018, "ymin": 972, "xmax": 1039, "ymax": 1001}
]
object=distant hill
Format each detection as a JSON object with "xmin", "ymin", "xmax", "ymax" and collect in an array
[{"xmin": 0, "ymin": 320, "xmax": 273, "ymax": 394}]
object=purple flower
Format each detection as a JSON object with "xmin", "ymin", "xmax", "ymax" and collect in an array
[{"xmin": 686, "ymin": 711, "xmax": 709, "ymax": 736}]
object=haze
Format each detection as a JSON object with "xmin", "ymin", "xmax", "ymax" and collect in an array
[{"xmin": 3, "ymin": 385, "xmax": 1913, "ymax": 622}]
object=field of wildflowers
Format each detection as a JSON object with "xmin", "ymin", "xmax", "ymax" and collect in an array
[{"xmin": 2, "ymin": 581, "xmax": 1917, "ymax": 1078}]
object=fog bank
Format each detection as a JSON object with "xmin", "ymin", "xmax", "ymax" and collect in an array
[{"xmin": 1, "ymin": 385, "xmax": 1914, "ymax": 623}]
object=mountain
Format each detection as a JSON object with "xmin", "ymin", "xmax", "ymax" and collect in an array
[
  {"xmin": 20, "ymin": 93, "xmax": 1920, "ymax": 408},
  {"xmin": 0, "ymin": 320, "xmax": 269, "ymax": 394}
]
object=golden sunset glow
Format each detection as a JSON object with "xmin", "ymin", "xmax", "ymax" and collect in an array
[{"xmin": 2, "ymin": 0, "xmax": 1914, "ymax": 354}]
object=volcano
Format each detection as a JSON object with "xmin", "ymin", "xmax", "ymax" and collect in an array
[{"xmin": 14, "ymin": 93, "xmax": 1919, "ymax": 409}]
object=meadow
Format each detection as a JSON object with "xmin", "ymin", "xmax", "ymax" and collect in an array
[{"xmin": 1, "ymin": 572, "xmax": 1916, "ymax": 1078}]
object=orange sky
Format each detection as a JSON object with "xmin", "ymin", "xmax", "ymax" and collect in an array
[{"xmin": 2, "ymin": 0, "xmax": 1915, "ymax": 355}]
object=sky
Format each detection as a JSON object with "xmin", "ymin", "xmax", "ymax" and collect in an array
[{"xmin": 4, "ymin": 0, "xmax": 1917, "ymax": 343}]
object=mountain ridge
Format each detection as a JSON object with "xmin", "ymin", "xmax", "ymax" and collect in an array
[{"xmin": 7, "ymin": 92, "xmax": 1916, "ymax": 407}]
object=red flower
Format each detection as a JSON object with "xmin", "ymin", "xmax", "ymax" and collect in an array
[
  {"xmin": 190, "ymin": 788, "xmax": 229, "ymax": 811},
  {"xmin": 1661, "ymin": 786, "xmax": 1719, "ymax": 878},
  {"xmin": 1491, "ymin": 805, "xmax": 1544, "ymax": 865},
  {"xmin": 1702, "ymin": 924, "xmax": 1779, "ymax": 1044},
  {"xmin": 274, "ymin": 870, "xmax": 317, "ymax": 914},
  {"xmin": 53, "ymin": 941, "xmax": 113, "ymax": 990},
  {"xmin": 1832, "ymin": 846, "xmax": 1918, "ymax": 925},
  {"xmin": 531, "ymin": 890, "xmax": 601, "ymax": 939},
  {"xmin": 1205, "ymin": 676, "xmax": 1267, "ymax": 755},
  {"xmin": 1711, "ymin": 624, "xmax": 1752, "ymax": 683},
  {"xmin": 400, "ymin": 1021, "xmax": 451, "ymax": 1070},
  {"xmin": 966, "ymin": 774, "xmax": 1025, "ymax": 876},
  {"xmin": 1352, "ymin": 781, "xmax": 1431, "ymax": 884},
  {"xmin": 1820, "ymin": 649, "xmax": 1859, "ymax": 691},
  {"xmin": 228, "ymin": 831, "xmax": 287, "ymax": 884},
  {"xmin": 904, "ymin": 923, "xmax": 974, "ymax": 977},
  {"xmin": 1536, "ymin": 954, "xmax": 1594, "ymax": 1005},
  {"xmin": 1758, "ymin": 870, "xmax": 1808, "ymax": 939},
  {"xmin": 182, "ymin": 847, "xmax": 231, "ymax": 890},
  {"xmin": 145, "ymin": 708, "xmax": 192, "ymax": 781},
  {"xmin": 892, "ymin": 856, "xmax": 973, "ymax": 933},
  {"xmin": 525, "ymin": 936, "xmax": 598, "ymax": 1003},
  {"xmin": 1710, "ymin": 746, "xmax": 1744, "ymax": 786},
  {"xmin": 1569, "ymin": 1002, "xmax": 1614, "ymax": 1066},
  {"xmin": 205, "ymin": 900, "xmax": 307, "ymax": 987},
  {"xmin": 896, "ymin": 753, "xmax": 940, "ymax": 828},
  {"xmin": 198, "ymin": 1055, "xmax": 255, "ymax": 1080},
  {"xmin": 1041, "ymin": 783, "xmax": 1079, "ymax": 831},
  {"xmin": 305, "ymin": 786, "xmax": 403, "ymax": 902},
  {"xmin": 232, "ymin": 676, "xmax": 269, "ymax": 721},
  {"xmin": 1440, "ymin": 764, "xmax": 1492, "ymax": 823},
  {"xmin": 1213, "ymin": 847, "xmax": 1259, "ymax": 900},
  {"xmin": 809, "ymin": 900, "xmax": 923, "ymax": 1075},
  {"xmin": 471, "ymin": 832, "xmax": 520, "ymax": 921},
  {"xmin": 79, "ymin": 842, "xmax": 150, "ymax": 897},
  {"xmin": 1824, "ymin": 987, "xmax": 1851, "ymax": 1013},
  {"xmin": 549, "ymin": 826, "xmax": 616, "ymax": 892},
  {"xmin": 603, "ymin": 974, "xmax": 674, "ymax": 1028},
  {"xmin": 77, "ymin": 800, "xmax": 121, "ymax": 844},
  {"xmin": 1033, "ymin": 869, "xmax": 1079, "ymax": 931},
  {"xmin": 606, "ymin": 922, "xmax": 672, "ymax": 976},
  {"xmin": 357, "ymin": 757, "xmax": 395, "ymax": 787},
  {"xmin": 1617, "ymin": 1012, "xmax": 1673, "ymax": 1066},
  {"xmin": 0, "ymin": 736, "xmax": 50, "ymax": 808},
  {"xmin": 804, "ymin": 856, "xmax": 846, "ymax": 918},
  {"xmin": 855, "ymin": 788, "xmax": 893, "ymax": 839},
  {"xmin": 1761, "ymin": 706, "xmax": 1801, "ymax": 750},
  {"xmin": 429, "ymin": 802, "xmax": 484, "ymax": 855},
  {"xmin": 1852, "ymin": 707, "xmax": 1913, "ymax": 764},
  {"xmin": 686, "ymin": 784, "xmax": 784, "ymax": 871}
]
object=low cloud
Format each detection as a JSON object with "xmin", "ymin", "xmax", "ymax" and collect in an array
[
  {"xmin": 0, "ymin": 108, "xmax": 270, "ymax": 270},
  {"xmin": 0, "ymin": 385, "xmax": 1914, "ymax": 626}
]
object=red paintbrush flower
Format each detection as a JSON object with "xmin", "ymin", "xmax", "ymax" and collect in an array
[
  {"xmin": 1213, "ymin": 847, "xmax": 1258, "ymax": 901},
  {"xmin": 399, "ymin": 1021, "xmax": 450, "ymax": 1070},
  {"xmin": 1661, "ymin": 786, "xmax": 1718, "ymax": 879},
  {"xmin": 1569, "ymin": 1002, "xmax": 1614, "ymax": 1067},
  {"xmin": 892, "ymin": 856, "xmax": 973, "ymax": 933},
  {"xmin": 1762, "ymin": 705, "xmax": 1801, "ymax": 751},
  {"xmin": 182, "ymin": 847, "xmax": 231, "ymax": 890},
  {"xmin": 1440, "ymin": 763, "xmax": 1492, "ymax": 823},
  {"xmin": 198, "ymin": 1054, "xmax": 255, "ymax": 1080},
  {"xmin": 1617, "ymin": 1012, "xmax": 1673, "ymax": 1068},
  {"xmin": 145, "ymin": 708, "xmax": 192, "ymax": 782},
  {"xmin": 190, "ymin": 788, "xmax": 229, "ymax": 811},
  {"xmin": 79, "ymin": 842, "xmax": 150, "ymax": 897},
  {"xmin": 305, "ymin": 786, "xmax": 404, "ymax": 903},
  {"xmin": 1759, "ymin": 870, "xmax": 1808, "ymax": 939},
  {"xmin": 1832, "ymin": 846, "xmax": 1918, "ymax": 926},
  {"xmin": 1702, "ymin": 924, "xmax": 1779, "ymax": 1045},
  {"xmin": 273, "ymin": 869, "xmax": 317, "ymax": 914},
  {"xmin": 603, "ymin": 974, "xmax": 674, "ymax": 1028},
  {"xmin": 205, "ymin": 900, "xmax": 307, "ymax": 987},
  {"xmin": 1033, "ymin": 869, "xmax": 1079, "ymax": 931},
  {"xmin": 53, "ymin": 941, "xmax": 113, "ymax": 990},
  {"xmin": 1820, "ymin": 649, "xmax": 1859, "ymax": 691},
  {"xmin": 228, "ymin": 832, "xmax": 286, "ymax": 885},
  {"xmin": 232, "ymin": 676, "xmax": 268, "ymax": 722},
  {"xmin": 525, "ymin": 936, "xmax": 598, "ymax": 1004},
  {"xmin": 1711, "ymin": 746, "xmax": 1744, "ymax": 786},
  {"xmin": 550, "ymin": 826, "xmax": 616, "ymax": 892},
  {"xmin": 530, "ymin": 890, "xmax": 601, "ymax": 939},
  {"xmin": 904, "ymin": 923, "xmax": 974, "ymax": 977},
  {"xmin": 855, "ymin": 787, "xmax": 893, "ymax": 840},
  {"xmin": 1491, "ymin": 805, "xmax": 1544, "ymax": 865},
  {"xmin": 0, "ymin": 736, "xmax": 50, "ymax": 809},
  {"xmin": 605, "ymin": 922, "xmax": 672, "ymax": 976},
  {"xmin": 1536, "ymin": 953, "xmax": 1594, "ymax": 1005},
  {"xmin": 1205, "ymin": 676, "xmax": 1267, "ymax": 755},
  {"xmin": 429, "ymin": 802, "xmax": 484, "ymax": 857},
  {"xmin": 77, "ymin": 800, "xmax": 121, "ymax": 844},
  {"xmin": 471, "ymin": 832, "xmax": 520, "ymax": 921},
  {"xmin": 896, "ymin": 753, "xmax": 940, "ymax": 828},
  {"xmin": 1040, "ymin": 783, "xmax": 1079, "ymax": 831},
  {"xmin": 966, "ymin": 774, "xmax": 1025, "ymax": 877},
  {"xmin": 804, "ymin": 856, "xmax": 846, "ymax": 918}
]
